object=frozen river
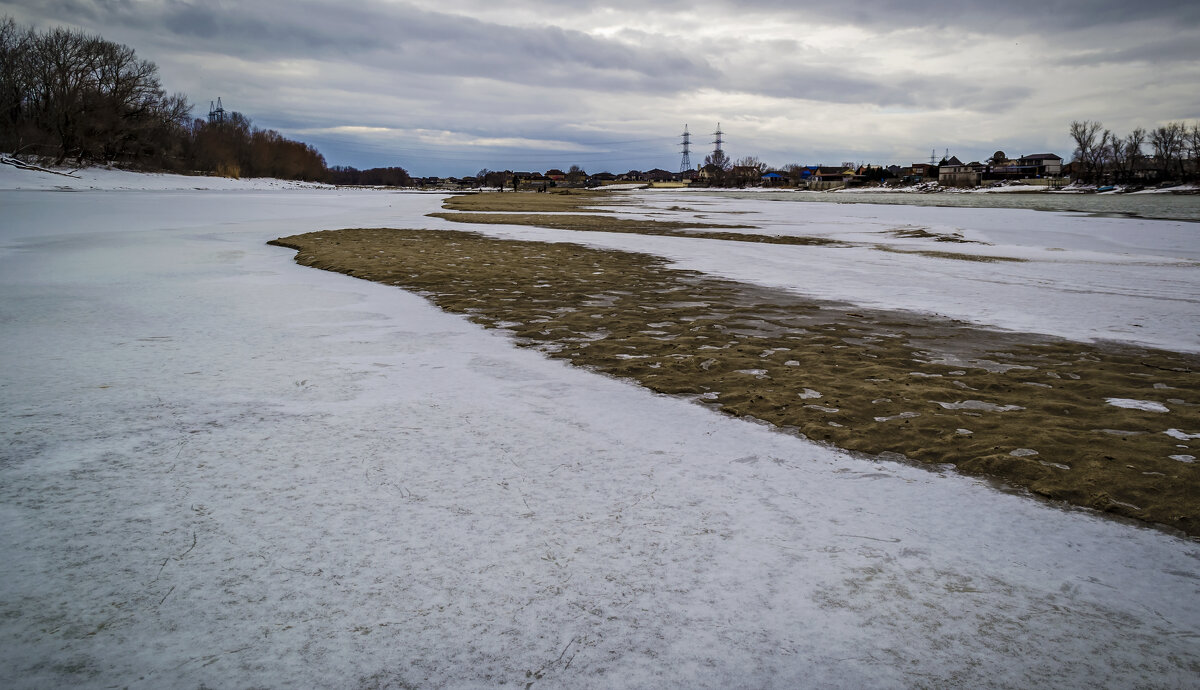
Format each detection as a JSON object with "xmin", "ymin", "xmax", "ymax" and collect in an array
[
  {"xmin": 1, "ymin": 172, "xmax": 1198, "ymax": 688},
  {"xmin": 708, "ymin": 187, "xmax": 1200, "ymax": 221}
]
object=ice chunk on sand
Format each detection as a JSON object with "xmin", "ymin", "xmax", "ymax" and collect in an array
[
  {"xmin": 875, "ymin": 411, "xmax": 920, "ymax": 422},
  {"xmin": 933, "ymin": 400, "xmax": 1024, "ymax": 412},
  {"xmin": 1105, "ymin": 398, "xmax": 1169, "ymax": 413}
]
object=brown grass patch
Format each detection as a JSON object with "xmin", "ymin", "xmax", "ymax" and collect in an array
[
  {"xmin": 441, "ymin": 190, "xmax": 622, "ymax": 213},
  {"xmin": 430, "ymin": 212, "xmax": 846, "ymax": 247},
  {"xmin": 874, "ymin": 245, "xmax": 1027, "ymax": 262}
]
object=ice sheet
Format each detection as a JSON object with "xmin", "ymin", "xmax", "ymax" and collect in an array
[{"xmin": 1, "ymin": 175, "xmax": 1198, "ymax": 688}]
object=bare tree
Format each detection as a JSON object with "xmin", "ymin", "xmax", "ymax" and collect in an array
[
  {"xmin": 0, "ymin": 17, "xmax": 33, "ymax": 152},
  {"xmin": 25, "ymin": 25, "xmax": 96, "ymax": 162},
  {"xmin": 1096, "ymin": 128, "xmax": 1116, "ymax": 181},
  {"xmin": 84, "ymin": 38, "xmax": 164, "ymax": 161},
  {"xmin": 1068, "ymin": 120, "xmax": 1103, "ymax": 182},
  {"xmin": 703, "ymin": 149, "xmax": 731, "ymax": 171},
  {"xmin": 734, "ymin": 155, "xmax": 767, "ymax": 174},
  {"xmin": 1150, "ymin": 122, "xmax": 1186, "ymax": 179},
  {"xmin": 729, "ymin": 155, "xmax": 767, "ymax": 186},
  {"xmin": 1189, "ymin": 122, "xmax": 1200, "ymax": 180},
  {"xmin": 6, "ymin": 21, "xmax": 172, "ymax": 164},
  {"xmin": 783, "ymin": 162, "xmax": 806, "ymax": 185},
  {"xmin": 0, "ymin": 17, "xmax": 331, "ymax": 181},
  {"xmin": 699, "ymin": 150, "xmax": 732, "ymax": 186},
  {"xmin": 1117, "ymin": 128, "xmax": 1146, "ymax": 183},
  {"xmin": 482, "ymin": 170, "xmax": 508, "ymax": 187}
]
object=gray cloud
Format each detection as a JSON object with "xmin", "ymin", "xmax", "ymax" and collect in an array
[
  {"xmin": 721, "ymin": 64, "xmax": 1033, "ymax": 112},
  {"xmin": 1060, "ymin": 34, "xmax": 1200, "ymax": 67},
  {"xmin": 2, "ymin": 0, "xmax": 1197, "ymax": 174},
  {"xmin": 658, "ymin": 0, "xmax": 1200, "ymax": 34},
  {"xmin": 419, "ymin": 0, "xmax": 1200, "ymax": 34}
]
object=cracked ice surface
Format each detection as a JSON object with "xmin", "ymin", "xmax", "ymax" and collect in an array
[{"xmin": 1, "ymin": 184, "xmax": 1198, "ymax": 688}]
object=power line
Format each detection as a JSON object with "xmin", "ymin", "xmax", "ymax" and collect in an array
[
  {"xmin": 679, "ymin": 124, "xmax": 691, "ymax": 173},
  {"xmin": 207, "ymin": 97, "xmax": 225, "ymax": 124}
]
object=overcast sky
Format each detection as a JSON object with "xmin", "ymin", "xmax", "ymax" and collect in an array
[{"xmin": 6, "ymin": 0, "xmax": 1199, "ymax": 175}]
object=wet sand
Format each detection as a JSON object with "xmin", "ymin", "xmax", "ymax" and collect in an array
[{"xmin": 270, "ymin": 213, "xmax": 1199, "ymax": 536}]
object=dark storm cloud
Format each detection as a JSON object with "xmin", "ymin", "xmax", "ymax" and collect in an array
[{"xmin": 10, "ymin": 0, "xmax": 718, "ymax": 94}]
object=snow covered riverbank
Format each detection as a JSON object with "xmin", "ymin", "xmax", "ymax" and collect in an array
[
  {"xmin": 1, "ymin": 176, "xmax": 1198, "ymax": 687},
  {"xmin": 0, "ymin": 159, "xmax": 335, "ymax": 191}
]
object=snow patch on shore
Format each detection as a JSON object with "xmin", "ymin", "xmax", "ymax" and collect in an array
[{"xmin": 1106, "ymin": 398, "xmax": 1170, "ymax": 413}]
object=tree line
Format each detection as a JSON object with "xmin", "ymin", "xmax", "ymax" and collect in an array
[
  {"xmin": 0, "ymin": 17, "xmax": 409, "ymax": 184},
  {"xmin": 1069, "ymin": 119, "xmax": 1200, "ymax": 184},
  {"xmin": 326, "ymin": 165, "xmax": 412, "ymax": 186}
]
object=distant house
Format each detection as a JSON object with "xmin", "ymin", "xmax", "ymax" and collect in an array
[
  {"xmin": 905, "ymin": 163, "xmax": 937, "ymax": 182},
  {"xmin": 1017, "ymin": 153, "xmax": 1062, "ymax": 177},
  {"xmin": 984, "ymin": 153, "xmax": 1062, "ymax": 181},
  {"xmin": 803, "ymin": 166, "xmax": 858, "ymax": 189},
  {"xmin": 987, "ymin": 157, "xmax": 1025, "ymax": 180},
  {"xmin": 619, "ymin": 170, "xmax": 647, "ymax": 182},
  {"xmin": 811, "ymin": 166, "xmax": 847, "ymax": 183},
  {"xmin": 855, "ymin": 164, "xmax": 891, "ymax": 183},
  {"xmin": 513, "ymin": 172, "xmax": 551, "ymax": 188},
  {"xmin": 938, "ymin": 156, "xmax": 985, "ymax": 187},
  {"xmin": 645, "ymin": 168, "xmax": 675, "ymax": 183},
  {"xmin": 696, "ymin": 164, "xmax": 720, "ymax": 182},
  {"xmin": 761, "ymin": 171, "xmax": 787, "ymax": 186},
  {"xmin": 840, "ymin": 167, "xmax": 864, "ymax": 185},
  {"xmin": 589, "ymin": 172, "xmax": 617, "ymax": 184},
  {"xmin": 545, "ymin": 169, "xmax": 567, "ymax": 182}
]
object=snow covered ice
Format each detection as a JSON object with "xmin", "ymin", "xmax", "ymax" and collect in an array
[{"xmin": 2, "ymin": 169, "xmax": 1199, "ymax": 688}]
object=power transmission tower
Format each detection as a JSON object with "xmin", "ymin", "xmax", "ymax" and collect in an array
[
  {"xmin": 929, "ymin": 149, "xmax": 936, "ymax": 166},
  {"xmin": 679, "ymin": 124, "xmax": 692, "ymax": 173},
  {"xmin": 712, "ymin": 123, "xmax": 725, "ymax": 161},
  {"xmin": 208, "ymin": 97, "xmax": 225, "ymax": 125}
]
